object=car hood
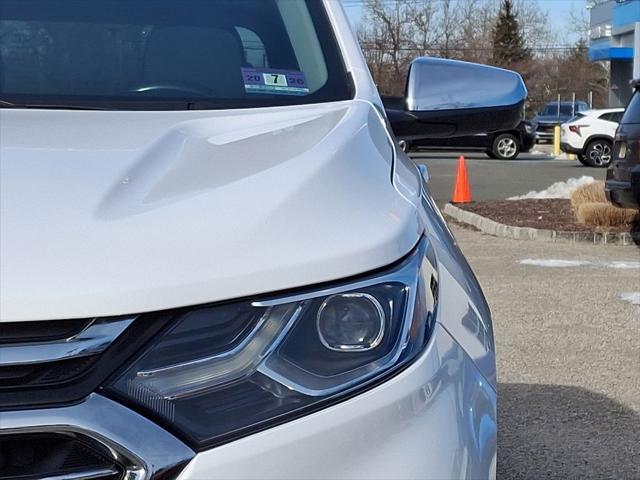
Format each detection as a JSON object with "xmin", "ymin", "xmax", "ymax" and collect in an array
[
  {"xmin": 0, "ymin": 101, "xmax": 421, "ymax": 321},
  {"xmin": 533, "ymin": 115, "xmax": 570, "ymax": 124}
]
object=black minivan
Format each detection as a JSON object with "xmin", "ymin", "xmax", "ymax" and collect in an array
[{"xmin": 606, "ymin": 81, "xmax": 640, "ymax": 210}]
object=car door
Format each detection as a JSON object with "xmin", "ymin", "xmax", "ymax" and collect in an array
[{"xmin": 414, "ymin": 133, "xmax": 482, "ymax": 149}]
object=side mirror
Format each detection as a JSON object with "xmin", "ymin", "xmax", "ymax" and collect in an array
[{"xmin": 385, "ymin": 57, "xmax": 527, "ymax": 140}]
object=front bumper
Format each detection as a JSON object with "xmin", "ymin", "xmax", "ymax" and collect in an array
[
  {"xmin": 605, "ymin": 166, "xmax": 640, "ymax": 209},
  {"xmin": 0, "ymin": 324, "xmax": 497, "ymax": 480},
  {"xmin": 521, "ymin": 133, "xmax": 536, "ymax": 152},
  {"xmin": 536, "ymin": 129, "xmax": 555, "ymax": 141},
  {"xmin": 560, "ymin": 142, "xmax": 582, "ymax": 155}
]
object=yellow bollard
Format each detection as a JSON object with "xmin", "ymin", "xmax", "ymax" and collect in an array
[{"xmin": 553, "ymin": 125, "xmax": 561, "ymax": 157}]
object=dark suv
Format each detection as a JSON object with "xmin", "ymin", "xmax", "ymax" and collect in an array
[
  {"xmin": 404, "ymin": 120, "xmax": 537, "ymax": 160},
  {"xmin": 606, "ymin": 81, "xmax": 640, "ymax": 209},
  {"xmin": 533, "ymin": 101, "xmax": 589, "ymax": 142}
]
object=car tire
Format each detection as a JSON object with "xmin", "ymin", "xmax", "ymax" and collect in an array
[
  {"xmin": 492, "ymin": 133, "xmax": 520, "ymax": 160},
  {"xmin": 485, "ymin": 150, "xmax": 498, "ymax": 159},
  {"xmin": 585, "ymin": 139, "xmax": 613, "ymax": 167},
  {"xmin": 577, "ymin": 154, "xmax": 590, "ymax": 166}
]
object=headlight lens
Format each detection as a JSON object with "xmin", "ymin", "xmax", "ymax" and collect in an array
[
  {"xmin": 524, "ymin": 124, "xmax": 533, "ymax": 133},
  {"xmin": 316, "ymin": 293, "xmax": 385, "ymax": 352},
  {"xmin": 103, "ymin": 238, "xmax": 437, "ymax": 449}
]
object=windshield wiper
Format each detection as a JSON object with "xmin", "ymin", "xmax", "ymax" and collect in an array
[
  {"xmin": 0, "ymin": 99, "xmax": 114, "ymax": 111},
  {"xmin": 0, "ymin": 98, "xmax": 232, "ymax": 111}
]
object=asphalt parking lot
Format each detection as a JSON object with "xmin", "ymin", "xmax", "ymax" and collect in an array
[
  {"xmin": 411, "ymin": 148, "xmax": 607, "ymax": 206},
  {"xmin": 453, "ymin": 226, "xmax": 640, "ymax": 479},
  {"xmin": 424, "ymin": 148, "xmax": 640, "ymax": 478}
]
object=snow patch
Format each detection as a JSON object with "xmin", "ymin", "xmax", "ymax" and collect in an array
[
  {"xmin": 508, "ymin": 176, "xmax": 597, "ymax": 200},
  {"xmin": 620, "ymin": 292, "xmax": 640, "ymax": 306},
  {"xmin": 520, "ymin": 259, "xmax": 640, "ymax": 269},
  {"xmin": 520, "ymin": 259, "xmax": 591, "ymax": 268},
  {"xmin": 529, "ymin": 149, "xmax": 549, "ymax": 156},
  {"xmin": 607, "ymin": 261, "xmax": 640, "ymax": 270}
]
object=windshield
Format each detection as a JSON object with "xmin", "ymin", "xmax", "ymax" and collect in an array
[
  {"xmin": 0, "ymin": 0, "xmax": 353, "ymax": 110},
  {"xmin": 567, "ymin": 113, "xmax": 586, "ymax": 122},
  {"xmin": 541, "ymin": 104, "xmax": 582, "ymax": 117}
]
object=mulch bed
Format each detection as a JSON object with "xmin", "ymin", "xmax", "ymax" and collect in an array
[{"xmin": 457, "ymin": 199, "xmax": 631, "ymax": 233}]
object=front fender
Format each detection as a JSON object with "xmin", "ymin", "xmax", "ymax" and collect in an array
[{"xmin": 418, "ymin": 184, "xmax": 496, "ymax": 390}]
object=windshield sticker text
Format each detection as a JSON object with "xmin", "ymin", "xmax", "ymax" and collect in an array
[{"xmin": 242, "ymin": 68, "xmax": 310, "ymax": 96}]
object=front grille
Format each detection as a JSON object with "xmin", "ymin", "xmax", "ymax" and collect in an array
[
  {"xmin": 537, "ymin": 124, "xmax": 557, "ymax": 133},
  {"xmin": 0, "ymin": 317, "xmax": 133, "ymax": 391},
  {"xmin": 0, "ymin": 314, "xmax": 174, "ymax": 409},
  {"xmin": 1, "ymin": 313, "xmax": 196, "ymax": 479},
  {"xmin": 1, "ymin": 318, "xmax": 90, "ymax": 344},
  {"xmin": 0, "ymin": 433, "xmax": 124, "ymax": 480},
  {"xmin": 0, "ymin": 356, "xmax": 97, "ymax": 389},
  {"xmin": 0, "ymin": 394, "xmax": 196, "ymax": 480}
]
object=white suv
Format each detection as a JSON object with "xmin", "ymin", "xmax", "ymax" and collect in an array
[
  {"xmin": 0, "ymin": 1, "xmax": 526, "ymax": 479},
  {"xmin": 560, "ymin": 108, "xmax": 625, "ymax": 167}
]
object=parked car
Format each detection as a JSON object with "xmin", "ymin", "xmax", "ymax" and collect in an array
[
  {"xmin": 404, "ymin": 120, "xmax": 536, "ymax": 160},
  {"xmin": 560, "ymin": 108, "xmax": 625, "ymax": 167},
  {"xmin": 0, "ymin": 2, "xmax": 527, "ymax": 479},
  {"xmin": 533, "ymin": 101, "xmax": 589, "ymax": 142},
  {"xmin": 606, "ymin": 81, "xmax": 640, "ymax": 209}
]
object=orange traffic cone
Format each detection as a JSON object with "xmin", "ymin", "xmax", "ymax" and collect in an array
[{"xmin": 451, "ymin": 156, "xmax": 472, "ymax": 204}]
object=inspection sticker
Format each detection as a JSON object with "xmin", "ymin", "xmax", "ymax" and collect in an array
[{"xmin": 242, "ymin": 68, "xmax": 309, "ymax": 96}]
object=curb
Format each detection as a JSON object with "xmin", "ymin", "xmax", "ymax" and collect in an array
[{"xmin": 443, "ymin": 203, "xmax": 636, "ymax": 247}]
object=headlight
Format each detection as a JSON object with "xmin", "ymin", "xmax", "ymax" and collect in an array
[
  {"xmin": 524, "ymin": 124, "xmax": 533, "ymax": 134},
  {"xmin": 103, "ymin": 238, "xmax": 438, "ymax": 449}
]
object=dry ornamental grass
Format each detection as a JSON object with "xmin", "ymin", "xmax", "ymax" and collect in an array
[
  {"xmin": 570, "ymin": 181, "xmax": 607, "ymax": 214},
  {"xmin": 570, "ymin": 181, "xmax": 639, "ymax": 229},
  {"xmin": 576, "ymin": 202, "xmax": 639, "ymax": 228}
]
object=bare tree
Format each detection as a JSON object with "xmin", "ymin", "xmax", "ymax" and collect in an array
[
  {"xmin": 568, "ymin": 7, "xmax": 591, "ymax": 42},
  {"xmin": 434, "ymin": 0, "xmax": 462, "ymax": 58},
  {"xmin": 511, "ymin": 0, "xmax": 557, "ymax": 51},
  {"xmin": 405, "ymin": 0, "xmax": 438, "ymax": 56},
  {"xmin": 358, "ymin": 0, "xmax": 417, "ymax": 94},
  {"xmin": 356, "ymin": 0, "xmax": 608, "ymax": 108},
  {"xmin": 457, "ymin": 0, "xmax": 496, "ymax": 63}
]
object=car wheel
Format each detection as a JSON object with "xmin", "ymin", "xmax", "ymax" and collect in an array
[
  {"xmin": 485, "ymin": 150, "xmax": 498, "ymax": 159},
  {"xmin": 577, "ymin": 154, "xmax": 590, "ymax": 166},
  {"xmin": 585, "ymin": 139, "xmax": 613, "ymax": 167},
  {"xmin": 492, "ymin": 133, "xmax": 520, "ymax": 160}
]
